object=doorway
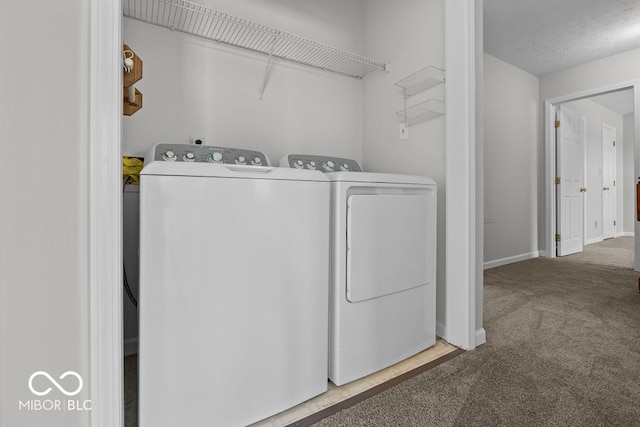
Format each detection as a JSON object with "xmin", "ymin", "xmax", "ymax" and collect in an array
[
  {"xmin": 545, "ymin": 83, "xmax": 639, "ymax": 271},
  {"xmin": 90, "ymin": 2, "xmax": 480, "ymax": 426}
]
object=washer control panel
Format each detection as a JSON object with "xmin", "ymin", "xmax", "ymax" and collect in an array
[
  {"xmin": 146, "ymin": 144, "xmax": 270, "ymax": 166},
  {"xmin": 279, "ymin": 154, "xmax": 362, "ymax": 172}
]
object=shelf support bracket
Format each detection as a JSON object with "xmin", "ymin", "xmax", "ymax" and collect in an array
[{"xmin": 259, "ymin": 33, "xmax": 279, "ymax": 100}]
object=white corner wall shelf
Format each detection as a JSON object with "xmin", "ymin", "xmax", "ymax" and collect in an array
[
  {"xmin": 395, "ymin": 66, "xmax": 445, "ymax": 126},
  {"xmin": 396, "ymin": 99, "xmax": 445, "ymax": 126},
  {"xmin": 123, "ymin": 0, "xmax": 387, "ymax": 82}
]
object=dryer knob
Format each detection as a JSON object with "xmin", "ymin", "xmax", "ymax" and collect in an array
[
  {"xmin": 294, "ymin": 160, "xmax": 304, "ymax": 169},
  {"xmin": 236, "ymin": 155, "xmax": 246, "ymax": 165},
  {"xmin": 307, "ymin": 161, "xmax": 317, "ymax": 170},
  {"xmin": 163, "ymin": 150, "xmax": 176, "ymax": 161},
  {"xmin": 184, "ymin": 152, "xmax": 195, "ymax": 162},
  {"xmin": 252, "ymin": 157, "xmax": 262, "ymax": 166},
  {"xmin": 340, "ymin": 163, "xmax": 349, "ymax": 171}
]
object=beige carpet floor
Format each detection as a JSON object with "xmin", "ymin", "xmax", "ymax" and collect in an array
[{"xmin": 314, "ymin": 237, "xmax": 640, "ymax": 426}]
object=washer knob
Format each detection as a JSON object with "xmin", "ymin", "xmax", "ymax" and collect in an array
[
  {"xmin": 323, "ymin": 160, "xmax": 335, "ymax": 172},
  {"xmin": 210, "ymin": 152, "xmax": 223, "ymax": 163},
  {"xmin": 236, "ymin": 155, "xmax": 246, "ymax": 165},
  {"xmin": 163, "ymin": 150, "xmax": 176, "ymax": 161},
  {"xmin": 252, "ymin": 157, "xmax": 262, "ymax": 166},
  {"xmin": 184, "ymin": 152, "xmax": 195, "ymax": 162},
  {"xmin": 294, "ymin": 159, "xmax": 304, "ymax": 169},
  {"xmin": 307, "ymin": 160, "xmax": 317, "ymax": 170},
  {"xmin": 340, "ymin": 163, "xmax": 350, "ymax": 171}
]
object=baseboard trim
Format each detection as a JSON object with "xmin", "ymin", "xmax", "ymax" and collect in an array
[
  {"xmin": 436, "ymin": 321, "xmax": 446, "ymax": 339},
  {"xmin": 586, "ymin": 237, "xmax": 604, "ymax": 245},
  {"xmin": 588, "ymin": 234, "xmax": 634, "ymax": 244},
  {"xmin": 484, "ymin": 251, "xmax": 539, "ymax": 270},
  {"xmin": 475, "ymin": 328, "xmax": 486, "ymax": 347},
  {"xmin": 436, "ymin": 323, "xmax": 486, "ymax": 348},
  {"xmin": 124, "ymin": 337, "xmax": 138, "ymax": 357}
]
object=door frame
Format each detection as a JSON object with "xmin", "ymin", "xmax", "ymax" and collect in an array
[
  {"xmin": 90, "ymin": 0, "xmax": 123, "ymax": 426},
  {"xmin": 544, "ymin": 81, "xmax": 640, "ymax": 267},
  {"xmin": 90, "ymin": 1, "xmax": 478, "ymax": 426}
]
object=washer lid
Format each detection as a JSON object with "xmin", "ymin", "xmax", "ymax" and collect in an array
[
  {"xmin": 326, "ymin": 171, "xmax": 435, "ymax": 185},
  {"xmin": 141, "ymin": 161, "xmax": 329, "ymax": 182}
]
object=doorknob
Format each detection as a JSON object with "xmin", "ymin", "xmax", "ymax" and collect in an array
[
  {"xmin": 603, "ymin": 187, "xmax": 610, "ymax": 191},
  {"xmin": 579, "ymin": 187, "xmax": 587, "ymax": 192}
]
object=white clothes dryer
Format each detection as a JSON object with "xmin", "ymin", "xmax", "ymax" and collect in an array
[
  {"xmin": 139, "ymin": 144, "xmax": 329, "ymax": 427},
  {"xmin": 280, "ymin": 154, "xmax": 437, "ymax": 386}
]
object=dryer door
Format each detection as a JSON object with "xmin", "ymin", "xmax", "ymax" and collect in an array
[{"xmin": 346, "ymin": 193, "xmax": 435, "ymax": 303}]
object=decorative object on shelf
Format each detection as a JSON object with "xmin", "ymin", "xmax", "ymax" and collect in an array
[
  {"xmin": 123, "ymin": 49, "xmax": 135, "ymax": 73},
  {"xmin": 122, "ymin": 0, "xmax": 388, "ymax": 96},
  {"xmin": 395, "ymin": 66, "xmax": 445, "ymax": 128},
  {"xmin": 123, "ymin": 44, "xmax": 143, "ymax": 116}
]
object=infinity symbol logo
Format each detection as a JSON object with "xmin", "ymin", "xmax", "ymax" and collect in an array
[{"xmin": 28, "ymin": 371, "xmax": 83, "ymax": 397}]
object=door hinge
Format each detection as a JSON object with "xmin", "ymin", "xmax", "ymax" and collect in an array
[
  {"xmin": 555, "ymin": 120, "xmax": 560, "ymax": 128},
  {"xmin": 555, "ymin": 177, "xmax": 560, "ymax": 184},
  {"xmin": 613, "ymin": 140, "xmax": 616, "ymax": 147},
  {"xmin": 555, "ymin": 233, "xmax": 561, "ymax": 242},
  {"xmin": 614, "ymin": 220, "xmax": 616, "ymax": 226}
]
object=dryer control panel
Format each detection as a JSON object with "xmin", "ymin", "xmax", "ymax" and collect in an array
[
  {"xmin": 279, "ymin": 154, "xmax": 362, "ymax": 172},
  {"xmin": 146, "ymin": 144, "xmax": 270, "ymax": 167}
]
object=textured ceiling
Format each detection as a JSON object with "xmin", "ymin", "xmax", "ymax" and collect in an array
[{"xmin": 484, "ymin": 0, "xmax": 640, "ymax": 77}]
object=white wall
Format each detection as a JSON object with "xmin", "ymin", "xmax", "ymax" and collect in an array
[
  {"xmin": 361, "ymin": 0, "xmax": 447, "ymax": 332},
  {"xmin": 483, "ymin": 54, "xmax": 539, "ymax": 267},
  {"xmin": 540, "ymin": 49, "xmax": 640, "ymax": 102},
  {"xmin": 0, "ymin": 1, "xmax": 91, "ymax": 426},
  {"xmin": 563, "ymin": 99, "xmax": 625, "ymax": 242},
  {"xmin": 122, "ymin": 0, "xmax": 366, "ymax": 163},
  {"xmin": 624, "ymin": 112, "xmax": 635, "ymax": 234}
]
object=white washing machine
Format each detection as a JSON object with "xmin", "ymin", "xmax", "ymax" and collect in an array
[
  {"xmin": 139, "ymin": 144, "xmax": 329, "ymax": 427},
  {"xmin": 280, "ymin": 154, "xmax": 437, "ymax": 386}
]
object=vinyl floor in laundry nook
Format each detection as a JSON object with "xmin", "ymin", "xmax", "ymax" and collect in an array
[{"xmin": 124, "ymin": 339, "xmax": 459, "ymax": 427}]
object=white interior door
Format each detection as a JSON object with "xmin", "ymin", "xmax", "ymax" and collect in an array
[
  {"xmin": 602, "ymin": 124, "xmax": 617, "ymax": 239},
  {"xmin": 556, "ymin": 105, "xmax": 585, "ymax": 256}
]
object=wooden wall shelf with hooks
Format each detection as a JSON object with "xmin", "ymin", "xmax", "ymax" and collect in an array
[{"xmin": 123, "ymin": 44, "xmax": 143, "ymax": 116}]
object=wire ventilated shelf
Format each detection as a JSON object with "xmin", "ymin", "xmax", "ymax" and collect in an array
[
  {"xmin": 123, "ymin": 0, "xmax": 387, "ymax": 79},
  {"xmin": 396, "ymin": 99, "xmax": 445, "ymax": 126},
  {"xmin": 395, "ymin": 66, "xmax": 445, "ymax": 97}
]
